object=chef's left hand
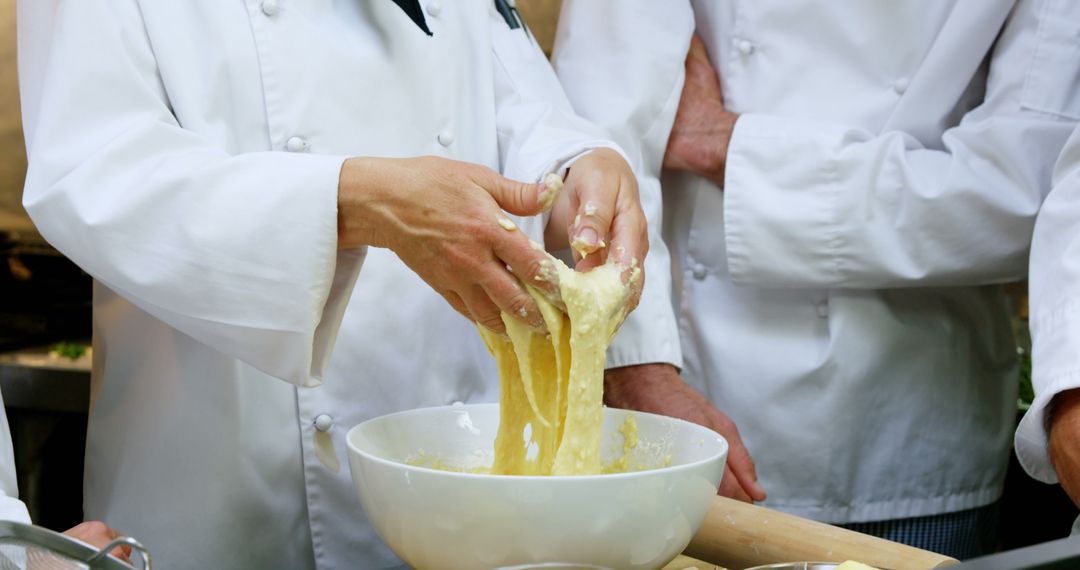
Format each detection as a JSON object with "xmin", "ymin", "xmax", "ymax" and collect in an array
[
  {"xmin": 603, "ymin": 363, "xmax": 767, "ymax": 503},
  {"xmin": 545, "ymin": 148, "xmax": 648, "ymax": 311},
  {"xmin": 64, "ymin": 521, "xmax": 131, "ymax": 562}
]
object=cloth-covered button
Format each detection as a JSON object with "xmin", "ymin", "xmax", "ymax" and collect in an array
[
  {"xmin": 735, "ymin": 39, "xmax": 754, "ymax": 56},
  {"xmin": 314, "ymin": 414, "xmax": 334, "ymax": 432},
  {"xmin": 285, "ymin": 136, "xmax": 309, "ymax": 153},
  {"xmin": 261, "ymin": 0, "xmax": 281, "ymax": 17},
  {"xmin": 816, "ymin": 299, "xmax": 829, "ymax": 319},
  {"xmin": 426, "ymin": 1, "xmax": 442, "ymax": 17},
  {"xmin": 892, "ymin": 77, "xmax": 909, "ymax": 95},
  {"xmin": 437, "ymin": 130, "xmax": 454, "ymax": 147},
  {"xmin": 691, "ymin": 263, "xmax": 708, "ymax": 281}
]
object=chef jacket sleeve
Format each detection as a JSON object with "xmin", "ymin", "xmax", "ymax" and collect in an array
[
  {"xmin": 17, "ymin": 0, "xmax": 363, "ymax": 388},
  {"xmin": 0, "ymin": 391, "xmax": 31, "ymax": 524},
  {"xmin": 1015, "ymin": 125, "xmax": 1080, "ymax": 484},
  {"xmin": 723, "ymin": 0, "xmax": 1080, "ymax": 289},
  {"xmin": 490, "ymin": 8, "xmax": 682, "ymax": 369}
]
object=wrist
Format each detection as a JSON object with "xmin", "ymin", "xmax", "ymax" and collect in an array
[
  {"xmin": 695, "ymin": 109, "xmax": 737, "ymax": 187},
  {"xmin": 1049, "ymin": 388, "xmax": 1080, "ymax": 446},
  {"xmin": 337, "ymin": 157, "xmax": 392, "ymax": 249}
]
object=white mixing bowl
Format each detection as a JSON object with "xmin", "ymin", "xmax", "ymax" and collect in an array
[{"xmin": 346, "ymin": 403, "xmax": 727, "ymax": 570}]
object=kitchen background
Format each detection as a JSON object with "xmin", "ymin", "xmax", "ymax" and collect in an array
[{"xmin": 0, "ymin": 0, "xmax": 1072, "ymax": 552}]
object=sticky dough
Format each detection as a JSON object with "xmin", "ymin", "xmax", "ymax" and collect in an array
[{"xmin": 478, "ymin": 259, "xmax": 628, "ymax": 476}]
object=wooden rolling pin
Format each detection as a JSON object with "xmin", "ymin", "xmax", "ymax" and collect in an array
[{"xmin": 684, "ymin": 496, "xmax": 959, "ymax": 570}]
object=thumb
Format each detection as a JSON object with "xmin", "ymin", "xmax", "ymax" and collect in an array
[{"xmin": 480, "ymin": 171, "xmax": 563, "ymax": 216}]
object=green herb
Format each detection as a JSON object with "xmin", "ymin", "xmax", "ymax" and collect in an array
[{"xmin": 51, "ymin": 341, "xmax": 87, "ymax": 360}]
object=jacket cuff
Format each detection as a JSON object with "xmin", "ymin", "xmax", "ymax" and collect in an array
[
  {"xmin": 723, "ymin": 113, "xmax": 846, "ymax": 287},
  {"xmin": 1015, "ymin": 303, "xmax": 1080, "ymax": 483}
]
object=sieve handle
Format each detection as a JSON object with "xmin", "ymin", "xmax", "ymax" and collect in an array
[{"xmin": 86, "ymin": 537, "xmax": 152, "ymax": 570}]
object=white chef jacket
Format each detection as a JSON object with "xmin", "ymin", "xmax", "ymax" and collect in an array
[
  {"xmin": 0, "ymin": 391, "xmax": 31, "ymax": 524},
  {"xmin": 17, "ymin": 1, "xmax": 678, "ymax": 568},
  {"xmin": 1016, "ymin": 126, "xmax": 1080, "ymax": 485},
  {"xmin": 555, "ymin": 0, "xmax": 1080, "ymax": 523}
]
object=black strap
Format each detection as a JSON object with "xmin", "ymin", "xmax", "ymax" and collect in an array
[
  {"xmin": 493, "ymin": 0, "xmax": 521, "ymax": 30},
  {"xmin": 390, "ymin": 0, "xmax": 432, "ymax": 36}
]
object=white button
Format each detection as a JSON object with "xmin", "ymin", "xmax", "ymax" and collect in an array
[
  {"xmin": 691, "ymin": 263, "xmax": 708, "ymax": 280},
  {"xmin": 314, "ymin": 414, "xmax": 334, "ymax": 432},
  {"xmin": 892, "ymin": 77, "xmax": 909, "ymax": 95},
  {"xmin": 285, "ymin": 136, "xmax": 309, "ymax": 153},
  {"xmin": 261, "ymin": 0, "xmax": 280, "ymax": 17},
  {"xmin": 437, "ymin": 130, "xmax": 454, "ymax": 146},
  {"xmin": 736, "ymin": 39, "xmax": 754, "ymax": 56},
  {"xmin": 426, "ymin": 1, "xmax": 442, "ymax": 17},
  {"xmin": 816, "ymin": 299, "xmax": 829, "ymax": 319}
]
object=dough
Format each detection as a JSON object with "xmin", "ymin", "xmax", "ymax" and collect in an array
[
  {"xmin": 836, "ymin": 562, "xmax": 881, "ymax": 570},
  {"xmin": 478, "ymin": 259, "xmax": 629, "ymax": 476}
]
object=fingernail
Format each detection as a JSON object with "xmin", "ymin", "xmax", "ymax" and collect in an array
[
  {"xmin": 539, "ymin": 173, "xmax": 563, "ymax": 212},
  {"xmin": 574, "ymin": 227, "xmax": 599, "ymax": 248}
]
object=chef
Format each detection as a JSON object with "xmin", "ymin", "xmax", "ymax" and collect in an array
[
  {"xmin": 554, "ymin": 0, "xmax": 1080, "ymax": 558},
  {"xmin": 16, "ymin": 1, "xmax": 689, "ymax": 568},
  {"xmin": 1016, "ymin": 125, "xmax": 1080, "ymax": 535}
]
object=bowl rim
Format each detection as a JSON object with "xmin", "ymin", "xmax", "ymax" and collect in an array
[{"xmin": 345, "ymin": 402, "xmax": 728, "ymax": 481}]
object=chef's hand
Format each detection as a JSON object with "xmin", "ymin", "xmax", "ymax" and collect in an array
[
  {"xmin": 63, "ymin": 521, "xmax": 131, "ymax": 562},
  {"xmin": 604, "ymin": 363, "xmax": 767, "ymax": 503},
  {"xmin": 663, "ymin": 35, "xmax": 738, "ymax": 188},
  {"xmin": 1049, "ymin": 388, "xmax": 1080, "ymax": 508},
  {"xmin": 545, "ymin": 148, "xmax": 648, "ymax": 312},
  {"xmin": 337, "ymin": 156, "xmax": 560, "ymax": 334}
]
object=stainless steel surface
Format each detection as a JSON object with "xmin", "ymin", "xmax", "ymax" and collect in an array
[
  {"xmin": 950, "ymin": 534, "xmax": 1080, "ymax": 569},
  {"xmin": 0, "ymin": 521, "xmax": 151, "ymax": 569}
]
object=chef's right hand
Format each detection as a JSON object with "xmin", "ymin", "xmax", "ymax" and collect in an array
[
  {"xmin": 1050, "ymin": 388, "xmax": 1080, "ymax": 509},
  {"xmin": 604, "ymin": 364, "xmax": 767, "ymax": 503},
  {"xmin": 337, "ymin": 156, "xmax": 559, "ymax": 334},
  {"xmin": 63, "ymin": 521, "xmax": 131, "ymax": 562}
]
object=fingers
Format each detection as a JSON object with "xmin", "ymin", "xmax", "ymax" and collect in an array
[
  {"xmin": 478, "ymin": 268, "xmax": 546, "ymax": 332},
  {"xmin": 473, "ymin": 168, "xmax": 556, "ymax": 217},
  {"xmin": 718, "ymin": 464, "xmax": 753, "ymax": 503},
  {"xmin": 490, "ymin": 230, "xmax": 561, "ymax": 300},
  {"xmin": 462, "ymin": 285, "xmax": 507, "ymax": 334},
  {"xmin": 64, "ymin": 521, "xmax": 130, "ymax": 560},
  {"xmin": 567, "ymin": 170, "xmax": 616, "ymax": 263},
  {"xmin": 712, "ymin": 412, "xmax": 767, "ymax": 502}
]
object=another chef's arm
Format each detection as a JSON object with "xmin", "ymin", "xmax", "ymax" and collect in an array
[
  {"xmin": 667, "ymin": 3, "xmax": 1080, "ymax": 289},
  {"xmin": 1015, "ymin": 126, "xmax": 1080, "ymax": 504},
  {"xmin": 553, "ymin": 0, "xmax": 765, "ymax": 503}
]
